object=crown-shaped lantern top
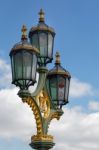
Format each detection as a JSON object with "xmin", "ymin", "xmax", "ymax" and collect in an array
[
  {"xmin": 39, "ymin": 9, "xmax": 45, "ymax": 22},
  {"xmin": 10, "ymin": 25, "xmax": 39, "ymax": 55},
  {"xmin": 21, "ymin": 25, "xmax": 27, "ymax": 41},
  {"xmin": 29, "ymin": 9, "xmax": 55, "ymax": 35},
  {"xmin": 55, "ymin": 52, "xmax": 61, "ymax": 65},
  {"xmin": 47, "ymin": 51, "xmax": 71, "ymax": 77}
]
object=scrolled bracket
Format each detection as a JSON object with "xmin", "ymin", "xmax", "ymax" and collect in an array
[
  {"xmin": 22, "ymin": 97, "xmax": 43, "ymax": 135},
  {"xmin": 20, "ymin": 65, "xmax": 64, "ymax": 145},
  {"xmin": 43, "ymin": 109, "xmax": 64, "ymax": 135}
]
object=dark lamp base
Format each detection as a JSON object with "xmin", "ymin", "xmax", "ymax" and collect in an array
[
  {"xmin": 18, "ymin": 89, "xmax": 31, "ymax": 99},
  {"xmin": 30, "ymin": 141, "xmax": 55, "ymax": 150}
]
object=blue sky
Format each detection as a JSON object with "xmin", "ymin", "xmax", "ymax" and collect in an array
[
  {"xmin": 0, "ymin": 0, "xmax": 99, "ymax": 87},
  {"xmin": 0, "ymin": 0, "xmax": 99, "ymax": 150}
]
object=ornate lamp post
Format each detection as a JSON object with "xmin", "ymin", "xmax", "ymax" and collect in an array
[{"xmin": 10, "ymin": 9, "xmax": 71, "ymax": 150}]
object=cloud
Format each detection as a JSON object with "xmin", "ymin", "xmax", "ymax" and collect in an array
[
  {"xmin": 70, "ymin": 78, "xmax": 94, "ymax": 98},
  {"xmin": 0, "ymin": 59, "xmax": 11, "ymax": 88},
  {"xmin": 1, "ymin": 57, "xmax": 99, "ymax": 149},
  {"xmin": 49, "ymin": 108, "xmax": 99, "ymax": 150},
  {"xmin": 88, "ymin": 101, "xmax": 99, "ymax": 111},
  {"xmin": 0, "ymin": 87, "xmax": 99, "ymax": 150},
  {"xmin": 0, "ymin": 88, "xmax": 36, "ymax": 141}
]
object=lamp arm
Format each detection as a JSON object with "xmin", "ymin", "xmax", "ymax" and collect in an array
[
  {"xmin": 42, "ymin": 109, "xmax": 63, "ymax": 135},
  {"xmin": 31, "ymin": 66, "xmax": 48, "ymax": 97}
]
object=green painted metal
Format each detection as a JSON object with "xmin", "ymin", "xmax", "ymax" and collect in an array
[
  {"xmin": 17, "ymin": 65, "xmax": 64, "ymax": 150},
  {"xmin": 26, "ymin": 65, "xmax": 63, "ymax": 150},
  {"xmin": 18, "ymin": 89, "xmax": 31, "ymax": 98},
  {"xmin": 30, "ymin": 141, "xmax": 55, "ymax": 150},
  {"xmin": 32, "ymin": 66, "xmax": 48, "ymax": 97}
]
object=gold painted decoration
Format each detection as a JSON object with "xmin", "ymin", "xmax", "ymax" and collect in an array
[
  {"xmin": 21, "ymin": 25, "xmax": 27, "ymax": 40},
  {"xmin": 22, "ymin": 97, "xmax": 43, "ymax": 135},
  {"xmin": 31, "ymin": 134, "xmax": 53, "ymax": 142},
  {"xmin": 50, "ymin": 112, "xmax": 61, "ymax": 121},
  {"xmin": 35, "ymin": 90, "xmax": 51, "ymax": 119}
]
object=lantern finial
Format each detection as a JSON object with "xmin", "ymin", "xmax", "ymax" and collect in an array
[
  {"xmin": 55, "ymin": 52, "xmax": 61, "ymax": 65},
  {"xmin": 39, "ymin": 9, "xmax": 45, "ymax": 22},
  {"xmin": 21, "ymin": 25, "xmax": 27, "ymax": 41}
]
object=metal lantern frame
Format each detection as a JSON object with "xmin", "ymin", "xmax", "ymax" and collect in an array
[
  {"xmin": 9, "ymin": 10, "xmax": 71, "ymax": 150},
  {"xmin": 47, "ymin": 73, "xmax": 71, "ymax": 109},
  {"xmin": 46, "ymin": 52, "xmax": 71, "ymax": 109},
  {"xmin": 29, "ymin": 9, "xmax": 55, "ymax": 66},
  {"xmin": 10, "ymin": 45, "xmax": 39, "ymax": 88}
]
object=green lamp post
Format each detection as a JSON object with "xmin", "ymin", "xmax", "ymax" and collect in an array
[{"xmin": 10, "ymin": 9, "xmax": 71, "ymax": 150}]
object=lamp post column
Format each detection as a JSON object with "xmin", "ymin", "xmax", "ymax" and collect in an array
[{"xmin": 9, "ymin": 9, "xmax": 71, "ymax": 150}]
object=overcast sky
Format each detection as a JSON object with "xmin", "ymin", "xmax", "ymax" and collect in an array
[{"xmin": 0, "ymin": 0, "xmax": 99, "ymax": 150}]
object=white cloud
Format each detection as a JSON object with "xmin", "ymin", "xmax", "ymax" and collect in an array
[
  {"xmin": 1, "ymin": 57, "xmax": 99, "ymax": 149},
  {"xmin": 0, "ymin": 87, "xmax": 99, "ymax": 150},
  {"xmin": 88, "ymin": 101, "xmax": 99, "ymax": 111},
  {"xmin": 0, "ymin": 88, "xmax": 36, "ymax": 141},
  {"xmin": 0, "ymin": 59, "xmax": 11, "ymax": 88},
  {"xmin": 49, "ymin": 108, "xmax": 99, "ymax": 150},
  {"xmin": 70, "ymin": 78, "xmax": 93, "ymax": 98}
]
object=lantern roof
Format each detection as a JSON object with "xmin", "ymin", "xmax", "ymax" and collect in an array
[
  {"xmin": 47, "ymin": 52, "xmax": 71, "ymax": 77},
  {"xmin": 29, "ymin": 9, "xmax": 55, "ymax": 38},
  {"xmin": 10, "ymin": 25, "xmax": 39, "ymax": 55}
]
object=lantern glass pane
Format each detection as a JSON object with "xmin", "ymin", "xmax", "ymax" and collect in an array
[
  {"xmin": 65, "ymin": 78, "xmax": 70, "ymax": 101},
  {"xmin": 11, "ymin": 55, "xmax": 15, "ymax": 81},
  {"xmin": 50, "ymin": 77, "xmax": 57, "ymax": 101},
  {"xmin": 31, "ymin": 33, "xmax": 39, "ymax": 50},
  {"xmin": 23, "ymin": 51, "xmax": 32, "ymax": 79},
  {"xmin": 48, "ymin": 34, "xmax": 53, "ymax": 58},
  {"xmin": 14, "ymin": 52, "xmax": 22, "ymax": 79},
  {"xmin": 39, "ymin": 32, "xmax": 47, "ymax": 57},
  {"xmin": 32, "ymin": 53, "xmax": 37, "ymax": 80},
  {"xmin": 58, "ymin": 76, "xmax": 65, "ymax": 105}
]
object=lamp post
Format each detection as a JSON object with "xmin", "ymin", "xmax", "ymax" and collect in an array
[{"xmin": 9, "ymin": 9, "xmax": 71, "ymax": 150}]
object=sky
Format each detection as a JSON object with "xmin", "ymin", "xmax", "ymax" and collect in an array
[{"xmin": 0, "ymin": 0, "xmax": 99, "ymax": 150}]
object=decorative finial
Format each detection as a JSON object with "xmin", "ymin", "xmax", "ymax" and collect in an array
[
  {"xmin": 21, "ymin": 25, "xmax": 27, "ymax": 41},
  {"xmin": 39, "ymin": 9, "xmax": 45, "ymax": 22},
  {"xmin": 55, "ymin": 52, "xmax": 61, "ymax": 65}
]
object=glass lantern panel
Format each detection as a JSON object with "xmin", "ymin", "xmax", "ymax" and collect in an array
[
  {"xmin": 14, "ymin": 52, "xmax": 23, "ymax": 79},
  {"xmin": 23, "ymin": 51, "xmax": 32, "ymax": 79},
  {"xmin": 48, "ymin": 34, "xmax": 53, "ymax": 58},
  {"xmin": 65, "ymin": 78, "xmax": 70, "ymax": 102},
  {"xmin": 31, "ymin": 33, "xmax": 39, "ymax": 50},
  {"xmin": 39, "ymin": 32, "xmax": 47, "ymax": 57},
  {"xmin": 32, "ymin": 53, "xmax": 37, "ymax": 81},
  {"xmin": 50, "ymin": 77, "xmax": 57, "ymax": 101},
  {"xmin": 58, "ymin": 76, "xmax": 65, "ymax": 105},
  {"xmin": 11, "ymin": 55, "xmax": 15, "ymax": 81}
]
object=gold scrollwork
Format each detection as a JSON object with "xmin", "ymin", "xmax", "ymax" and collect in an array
[
  {"xmin": 31, "ymin": 134, "xmax": 53, "ymax": 142},
  {"xmin": 50, "ymin": 112, "xmax": 61, "ymax": 121},
  {"xmin": 22, "ymin": 97, "xmax": 43, "ymax": 135},
  {"xmin": 35, "ymin": 90, "xmax": 51, "ymax": 119}
]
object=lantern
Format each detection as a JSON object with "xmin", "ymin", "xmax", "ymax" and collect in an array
[
  {"xmin": 46, "ymin": 52, "xmax": 71, "ymax": 109},
  {"xmin": 29, "ymin": 9, "xmax": 55, "ymax": 66},
  {"xmin": 9, "ymin": 25, "xmax": 39, "ymax": 91}
]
